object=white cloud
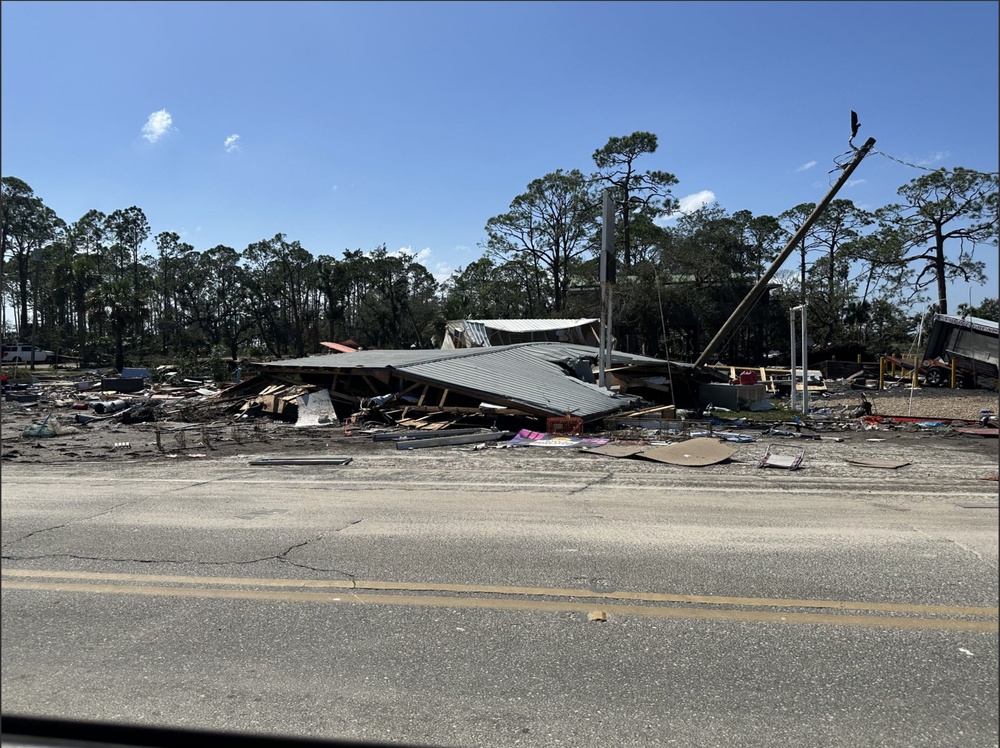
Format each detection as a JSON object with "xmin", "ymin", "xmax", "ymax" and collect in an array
[
  {"xmin": 655, "ymin": 190, "xmax": 716, "ymax": 226},
  {"xmin": 373, "ymin": 246, "xmax": 455, "ymax": 285},
  {"xmin": 796, "ymin": 160, "xmax": 817, "ymax": 172},
  {"xmin": 917, "ymin": 151, "xmax": 949, "ymax": 167},
  {"xmin": 432, "ymin": 262, "xmax": 455, "ymax": 285},
  {"xmin": 846, "ymin": 178, "xmax": 866, "ymax": 187},
  {"xmin": 389, "ymin": 245, "xmax": 432, "ymax": 262},
  {"xmin": 224, "ymin": 134, "xmax": 241, "ymax": 153},
  {"xmin": 142, "ymin": 109, "xmax": 174, "ymax": 143}
]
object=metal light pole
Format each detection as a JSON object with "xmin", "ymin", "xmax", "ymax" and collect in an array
[
  {"xmin": 789, "ymin": 309, "xmax": 797, "ymax": 412},
  {"xmin": 800, "ymin": 303, "xmax": 809, "ymax": 414},
  {"xmin": 598, "ymin": 189, "xmax": 616, "ymax": 389},
  {"xmin": 30, "ymin": 246, "xmax": 42, "ymax": 370},
  {"xmin": 790, "ymin": 303, "xmax": 809, "ymax": 414}
]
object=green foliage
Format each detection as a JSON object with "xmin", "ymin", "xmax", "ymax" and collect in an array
[
  {"xmin": 484, "ymin": 169, "xmax": 597, "ymax": 314},
  {"xmin": 958, "ymin": 297, "xmax": 999, "ymax": 322},
  {"xmin": 2, "ymin": 142, "xmax": 995, "ymax": 367},
  {"xmin": 876, "ymin": 167, "xmax": 997, "ymax": 315},
  {"xmin": 591, "ymin": 131, "xmax": 678, "ymax": 269}
]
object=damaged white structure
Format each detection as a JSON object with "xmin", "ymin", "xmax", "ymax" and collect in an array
[{"xmin": 441, "ymin": 319, "xmax": 600, "ymax": 349}]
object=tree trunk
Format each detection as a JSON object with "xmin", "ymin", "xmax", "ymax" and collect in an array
[{"xmin": 934, "ymin": 225, "xmax": 948, "ymax": 315}]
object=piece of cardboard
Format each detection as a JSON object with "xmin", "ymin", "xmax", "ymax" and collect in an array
[
  {"xmin": 637, "ymin": 438, "xmax": 737, "ymax": 466},
  {"xmin": 580, "ymin": 445, "xmax": 648, "ymax": 459}
]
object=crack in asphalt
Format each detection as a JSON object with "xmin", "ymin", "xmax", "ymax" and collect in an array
[
  {"xmin": 0, "ymin": 498, "xmax": 141, "ymax": 548},
  {"xmin": 568, "ymin": 472, "xmax": 612, "ymax": 497},
  {"xmin": 1, "ymin": 525, "xmax": 363, "ymax": 587}
]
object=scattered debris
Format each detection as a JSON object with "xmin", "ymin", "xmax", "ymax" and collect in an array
[
  {"xmin": 21, "ymin": 416, "xmax": 76, "ymax": 438},
  {"xmin": 248, "ymin": 456, "xmax": 353, "ymax": 466},
  {"xmin": 23, "ymin": 422, "xmax": 56, "ymax": 438},
  {"xmin": 295, "ymin": 389, "xmax": 339, "ymax": 428},
  {"xmin": 373, "ymin": 428, "xmax": 487, "ymax": 443},
  {"xmin": 758, "ymin": 444, "xmax": 804, "ymax": 470},
  {"xmin": 395, "ymin": 431, "xmax": 511, "ymax": 450},
  {"xmin": 587, "ymin": 611, "xmax": 608, "ymax": 622},
  {"xmin": 92, "ymin": 399, "xmax": 129, "ymax": 415},
  {"xmin": 953, "ymin": 427, "xmax": 999, "ymax": 438},
  {"xmin": 845, "ymin": 458, "xmax": 910, "ymax": 469},
  {"xmin": 507, "ymin": 430, "xmax": 610, "ymax": 448}
]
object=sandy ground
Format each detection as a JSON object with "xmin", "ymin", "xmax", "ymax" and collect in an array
[{"xmin": 1, "ymin": 367, "xmax": 997, "ymax": 467}]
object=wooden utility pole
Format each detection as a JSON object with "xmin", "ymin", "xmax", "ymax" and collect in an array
[{"xmin": 693, "ymin": 137, "xmax": 876, "ymax": 369}]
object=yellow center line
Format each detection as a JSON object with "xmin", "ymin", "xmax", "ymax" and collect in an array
[
  {"xmin": 2, "ymin": 579, "xmax": 996, "ymax": 632},
  {"xmin": 2, "ymin": 568, "xmax": 996, "ymax": 618}
]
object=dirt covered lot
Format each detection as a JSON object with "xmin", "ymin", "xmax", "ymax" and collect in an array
[{"xmin": 1, "ymin": 367, "xmax": 997, "ymax": 479}]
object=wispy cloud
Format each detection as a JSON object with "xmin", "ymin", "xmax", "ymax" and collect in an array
[
  {"xmin": 224, "ymin": 134, "xmax": 241, "ymax": 153},
  {"xmin": 655, "ymin": 190, "xmax": 716, "ymax": 226},
  {"xmin": 917, "ymin": 151, "xmax": 949, "ymax": 167},
  {"xmin": 846, "ymin": 178, "xmax": 866, "ymax": 187},
  {"xmin": 379, "ymin": 246, "xmax": 455, "ymax": 285},
  {"xmin": 142, "ymin": 109, "xmax": 174, "ymax": 143},
  {"xmin": 796, "ymin": 160, "xmax": 817, "ymax": 172}
]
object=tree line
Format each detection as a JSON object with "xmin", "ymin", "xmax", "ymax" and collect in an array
[{"xmin": 2, "ymin": 132, "xmax": 997, "ymax": 373}]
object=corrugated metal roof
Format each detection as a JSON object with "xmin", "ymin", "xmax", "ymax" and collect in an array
[
  {"xmin": 460, "ymin": 319, "xmax": 599, "ymax": 333},
  {"xmin": 254, "ymin": 343, "xmax": 683, "ymax": 420},
  {"xmin": 263, "ymin": 347, "xmax": 476, "ymax": 369},
  {"xmin": 257, "ymin": 343, "xmax": 675, "ymax": 371},
  {"xmin": 399, "ymin": 346, "xmax": 635, "ymax": 418},
  {"xmin": 935, "ymin": 314, "xmax": 999, "ymax": 334}
]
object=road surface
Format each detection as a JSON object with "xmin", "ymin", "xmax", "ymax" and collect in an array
[{"xmin": 2, "ymin": 448, "xmax": 998, "ymax": 747}]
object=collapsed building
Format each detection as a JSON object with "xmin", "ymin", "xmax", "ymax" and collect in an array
[{"xmin": 245, "ymin": 342, "xmax": 725, "ymax": 430}]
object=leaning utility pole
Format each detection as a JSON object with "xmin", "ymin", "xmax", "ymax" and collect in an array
[{"xmin": 693, "ymin": 136, "xmax": 876, "ymax": 369}]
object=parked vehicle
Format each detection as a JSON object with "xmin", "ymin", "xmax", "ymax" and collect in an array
[{"xmin": 1, "ymin": 343, "xmax": 56, "ymax": 364}]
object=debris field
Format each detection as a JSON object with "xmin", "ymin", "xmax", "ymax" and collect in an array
[{"xmin": 2, "ymin": 342, "xmax": 997, "ymax": 476}]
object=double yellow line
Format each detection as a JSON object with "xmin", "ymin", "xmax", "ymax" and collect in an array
[{"xmin": 2, "ymin": 569, "xmax": 997, "ymax": 632}]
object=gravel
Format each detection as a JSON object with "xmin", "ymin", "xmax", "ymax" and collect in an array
[{"xmin": 825, "ymin": 383, "xmax": 999, "ymax": 421}]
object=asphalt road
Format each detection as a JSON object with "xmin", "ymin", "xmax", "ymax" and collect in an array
[{"xmin": 2, "ymin": 449, "xmax": 998, "ymax": 748}]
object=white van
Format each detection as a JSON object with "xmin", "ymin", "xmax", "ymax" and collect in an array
[{"xmin": 1, "ymin": 343, "xmax": 56, "ymax": 363}]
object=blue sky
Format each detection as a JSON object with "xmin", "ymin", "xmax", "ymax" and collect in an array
[{"xmin": 2, "ymin": 1, "xmax": 998, "ymax": 309}]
